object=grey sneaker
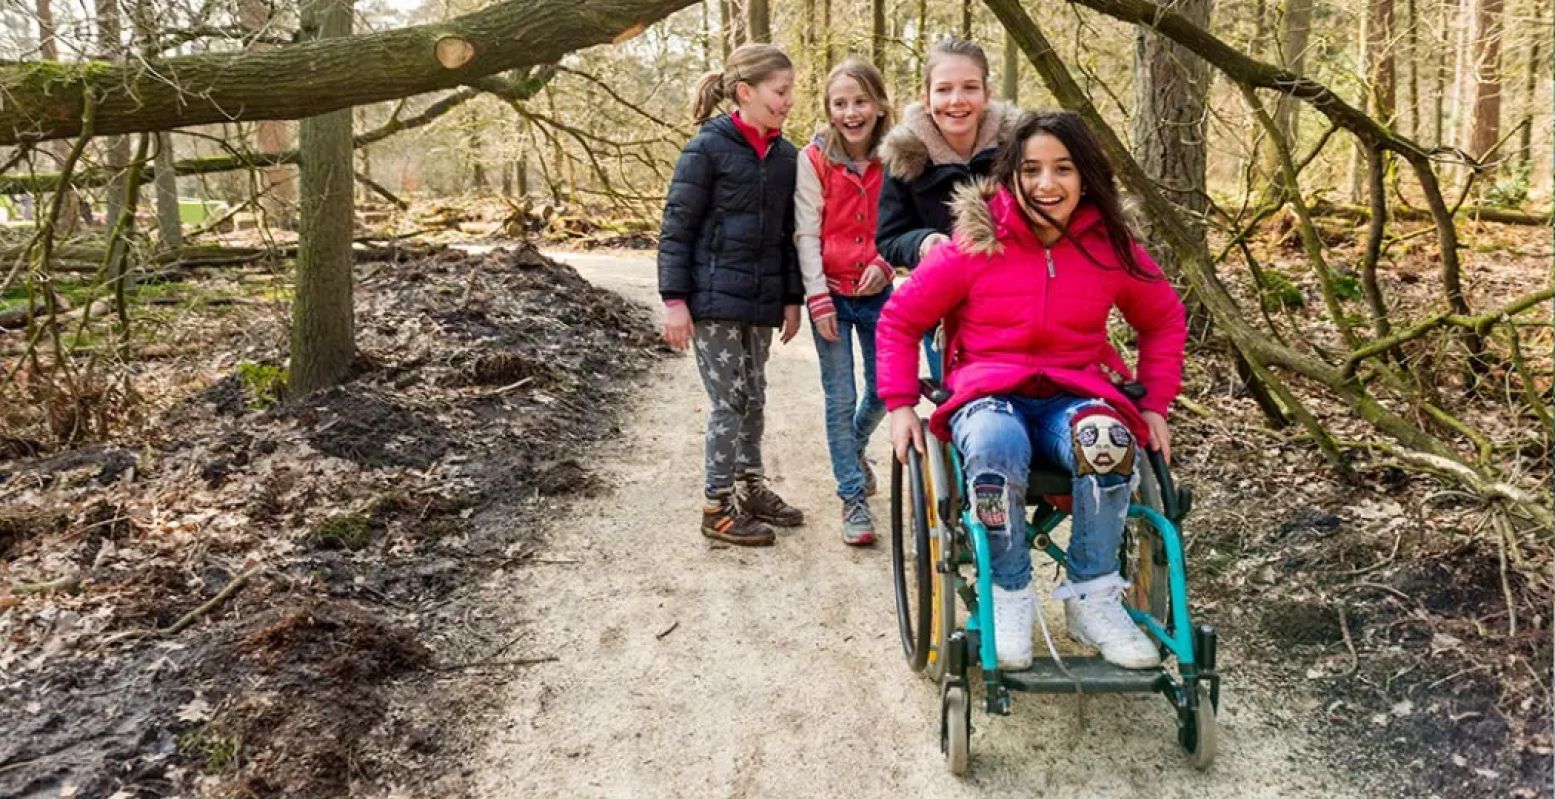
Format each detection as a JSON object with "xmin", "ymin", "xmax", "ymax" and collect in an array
[
  {"xmin": 858, "ymin": 452, "xmax": 878, "ymax": 497},
  {"xmin": 841, "ymin": 495, "xmax": 876, "ymax": 547}
]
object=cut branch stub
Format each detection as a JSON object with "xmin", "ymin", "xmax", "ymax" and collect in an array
[
  {"xmin": 435, "ymin": 36, "xmax": 475, "ymax": 69},
  {"xmin": 612, "ymin": 22, "xmax": 646, "ymax": 44}
]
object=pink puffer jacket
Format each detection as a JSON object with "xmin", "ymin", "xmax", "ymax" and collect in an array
[{"xmin": 875, "ymin": 179, "xmax": 1187, "ymax": 444}]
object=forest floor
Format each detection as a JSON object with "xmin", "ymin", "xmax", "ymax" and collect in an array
[{"xmin": 0, "ymin": 209, "xmax": 1548, "ymax": 798}]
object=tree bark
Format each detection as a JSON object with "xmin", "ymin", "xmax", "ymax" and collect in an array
[
  {"xmin": 240, "ymin": 0, "xmax": 298, "ymax": 229},
  {"xmin": 872, "ymin": 0, "xmax": 887, "ymax": 69},
  {"xmin": 1132, "ymin": 0, "xmax": 1212, "ymax": 271},
  {"xmin": 0, "ymin": 70, "xmax": 555, "ymax": 194},
  {"xmin": 0, "ymin": 0, "xmax": 695, "ymax": 145},
  {"xmin": 152, "ymin": 132, "xmax": 182, "ymax": 247},
  {"xmin": 1002, "ymin": 27, "xmax": 1019, "ymax": 103},
  {"xmin": 749, "ymin": 0, "xmax": 770, "ymax": 43},
  {"xmin": 1468, "ymin": 0, "xmax": 1505, "ymax": 162},
  {"xmin": 1517, "ymin": 0, "xmax": 1545, "ymax": 169},
  {"xmin": 1265, "ymin": 0, "xmax": 1314, "ymax": 181},
  {"xmin": 33, "ymin": 0, "xmax": 80, "ymax": 234},
  {"xmin": 96, "ymin": 0, "xmax": 131, "ymax": 232},
  {"xmin": 289, "ymin": 0, "xmax": 358, "ymax": 396}
]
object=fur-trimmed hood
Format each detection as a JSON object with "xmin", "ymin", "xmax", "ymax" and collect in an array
[
  {"xmin": 948, "ymin": 176, "xmax": 1105, "ymax": 257},
  {"xmin": 878, "ymin": 100, "xmax": 1019, "ymax": 181}
]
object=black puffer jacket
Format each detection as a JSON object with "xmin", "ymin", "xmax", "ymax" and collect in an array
[
  {"xmin": 657, "ymin": 114, "xmax": 802, "ymax": 327},
  {"xmin": 875, "ymin": 101, "xmax": 1018, "ymax": 269}
]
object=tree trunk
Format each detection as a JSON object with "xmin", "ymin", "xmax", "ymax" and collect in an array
[
  {"xmin": 1468, "ymin": 0, "xmax": 1505, "ymax": 163},
  {"xmin": 289, "ymin": 0, "xmax": 358, "ymax": 396},
  {"xmin": 1405, "ymin": 0, "xmax": 1420, "ymax": 138},
  {"xmin": 822, "ymin": 0, "xmax": 834, "ymax": 72},
  {"xmin": 1132, "ymin": 0, "xmax": 1212, "ymax": 269},
  {"xmin": 34, "ymin": 0, "xmax": 80, "ymax": 234},
  {"xmin": 749, "ymin": 0, "xmax": 770, "ymax": 43},
  {"xmin": 152, "ymin": 132, "xmax": 182, "ymax": 247},
  {"xmin": 1264, "ymin": 0, "xmax": 1315, "ymax": 182},
  {"xmin": 240, "ymin": 0, "xmax": 298, "ymax": 230},
  {"xmin": 1002, "ymin": 27, "xmax": 1019, "ymax": 102},
  {"xmin": 962, "ymin": 0, "xmax": 974, "ymax": 36},
  {"xmin": 718, "ymin": 0, "xmax": 731, "ymax": 58},
  {"xmin": 872, "ymin": 0, "xmax": 887, "ymax": 69},
  {"xmin": 1432, "ymin": 0, "xmax": 1449, "ymax": 143},
  {"xmin": 97, "ymin": 0, "xmax": 130, "ymax": 231},
  {"xmin": 1518, "ymin": 0, "xmax": 1544, "ymax": 169},
  {"xmin": 0, "ymin": 0, "xmax": 696, "ymax": 145},
  {"xmin": 467, "ymin": 110, "xmax": 488, "ymax": 190}
]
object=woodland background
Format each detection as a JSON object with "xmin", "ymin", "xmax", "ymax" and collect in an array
[{"xmin": 0, "ymin": 0, "xmax": 1550, "ymax": 796}]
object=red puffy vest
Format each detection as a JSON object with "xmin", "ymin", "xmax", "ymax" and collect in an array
[{"xmin": 805, "ymin": 143, "xmax": 885, "ymax": 295}]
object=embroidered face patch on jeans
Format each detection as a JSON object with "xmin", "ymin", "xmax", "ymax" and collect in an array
[
  {"xmin": 972, "ymin": 474, "xmax": 1009, "ymax": 533},
  {"xmin": 1071, "ymin": 411, "xmax": 1136, "ymax": 477}
]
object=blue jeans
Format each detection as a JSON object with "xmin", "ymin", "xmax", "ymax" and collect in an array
[
  {"xmin": 950, "ymin": 393, "xmax": 1141, "ymax": 590},
  {"xmin": 812, "ymin": 289, "xmax": 891, "ymax": 501}
]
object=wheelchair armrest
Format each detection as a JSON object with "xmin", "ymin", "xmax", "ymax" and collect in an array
[
  {"xmin": 1120, "ymin": 381, "xmax": 1147, "ymax": 402},
  {"xmin": 919, "ymin": 378, "xmax": 953, "ymax": 406}
]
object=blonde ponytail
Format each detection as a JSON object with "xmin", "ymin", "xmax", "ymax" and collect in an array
[
  {"xmin": 691, "ymin": 70, "xmax": 728, "ymax": 124},
  {"xmin": 689, "ymin": 44, "xmax": 794, "ymax": 124}
]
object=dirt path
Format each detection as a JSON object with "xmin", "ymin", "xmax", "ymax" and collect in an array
[{"xmin": 465, "ymin": 251, "xmax": 1359, "ymax": 798}]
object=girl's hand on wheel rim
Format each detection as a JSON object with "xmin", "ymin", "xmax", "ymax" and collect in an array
[{"xmin": 889, "ymin": 406, "xmax": 925, "ymax": 464}]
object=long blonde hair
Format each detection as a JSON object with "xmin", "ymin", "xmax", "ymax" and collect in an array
[
  {"xmin": 691, "ymin": 43, "xmax": 794, "ymax": 124},
  {"xmin": 821, "ymin": 58, "xmax": 895, "ymax": 157}
]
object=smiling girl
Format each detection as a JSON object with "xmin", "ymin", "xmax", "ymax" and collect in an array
[
  {"xmin": 658, "ymin": 43, "xmax": 807, "ymax": 547},
  {"xmin": 875, "ymin": 110, "xmax": 1187, "ymax": 671},
  {"xmin": 794, "ymin": 58, "xmax": 896, "ymax": 546},
  {"xmin": 875, "ymin": 36, "xmax": 1018, "ymax": 270}
]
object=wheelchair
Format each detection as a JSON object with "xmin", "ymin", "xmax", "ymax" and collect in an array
[{"xmin": 889, "ymin": 377, "xmax": 1219, "ymax": 775}]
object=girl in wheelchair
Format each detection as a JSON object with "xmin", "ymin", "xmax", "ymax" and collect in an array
[{"xmin": 876, "ymin": 109, "xmax": 1187, "ymax": 672}]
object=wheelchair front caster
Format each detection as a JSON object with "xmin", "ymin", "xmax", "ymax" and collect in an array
[
  {"xmin": 941, "ymin": 684, "xmax": 970, "ymax": 776},
  {"xmin": 1179, "ymin": 682, "xmax": 1217, "ymax": 770}
]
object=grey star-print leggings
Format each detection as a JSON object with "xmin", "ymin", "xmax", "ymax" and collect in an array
[{"xmin": 693, "ymin": 319, "xmax": 773, "ymax": 498}]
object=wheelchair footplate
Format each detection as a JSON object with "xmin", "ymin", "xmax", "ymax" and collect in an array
[{"xmin": 999, "ymin": 656, "xmax": 1169, "ymax": 694}]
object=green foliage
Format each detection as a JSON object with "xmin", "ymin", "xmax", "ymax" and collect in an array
[
  {"xmin": 236, "ymin": 361, "xmax": 286, "ymax": 411},
  {"xmin": 177, "ymin": 729, "xmax": 241, "ymax": 772},
  {"xmin": 1257, "ymin": 269, "xmax": 1305, "ymax": 310},
  {"xmin": 305, "ymin": 514, "xmax": 374, "ymax": 551},
  {"xmin": 1483, "ymin": 164, "xmax": 1532, "ymax": 209},
  {"xmin": 1332, "ymin": 272, "xmax": 1362, "ymax": 302}
]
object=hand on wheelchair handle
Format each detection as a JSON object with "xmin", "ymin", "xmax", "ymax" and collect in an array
[{"xmin": 889, "ymin": 407, "xmax": 925, "ymax": 464}]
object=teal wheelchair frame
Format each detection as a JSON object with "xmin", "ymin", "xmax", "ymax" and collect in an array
[{"xmin": 889, "ymin": 379, "xmax": 1219, "ymax": 775}]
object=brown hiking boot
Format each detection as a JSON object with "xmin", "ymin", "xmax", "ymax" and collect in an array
[
  {"xmin": 702, "ymin": 498, "xmax": 776, "ymax": 546},
  {"xmin": 736, "ymin": 477, "xmax": 805, "ymax": 527}
]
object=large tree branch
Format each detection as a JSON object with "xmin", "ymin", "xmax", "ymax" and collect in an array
[
  {"xmin": 0, "ymin": 0, "xmax": 693, "ymax": 145},
  {"xmin": 0, "ymin": 67, "xmax": 556, "ymax": 193}
]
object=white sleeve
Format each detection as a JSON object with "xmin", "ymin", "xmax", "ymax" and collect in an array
[{"xmin": 793, "ymin": 151, "xmax": 829, "ymax": 298}]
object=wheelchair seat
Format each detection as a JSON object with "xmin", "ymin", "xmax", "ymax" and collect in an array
[{"xmin": 1025, "ymin": 465, "xmax": 1072, "ymax": 503}]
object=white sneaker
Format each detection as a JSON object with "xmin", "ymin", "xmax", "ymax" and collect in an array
[
  {"xmin": 992, "ymin": 583, "xmax": 1035, "ymax": 671},
  {"xmin": 1056, "ymin": 573, "xmax": 1162, "ymax": 670}
]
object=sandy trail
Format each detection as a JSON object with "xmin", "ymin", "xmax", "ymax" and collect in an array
[{"xmin": 467, "ymin": 251, "xmax": 1357, "ymax": 798}]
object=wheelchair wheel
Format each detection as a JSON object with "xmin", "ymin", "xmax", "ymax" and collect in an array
[
  {"xmin": 941, "ymin": 684, "xmax": 970, "ymax": 776},
  {"xmin": 920, "ymin": 439, "xmax": 957, "ymax": 684},
  {"xmin": 1125, "ymin": 454, "xmax": 1174, "ymax": 633},
  {"xmin": 891, "ymin": 446, "xmax": 933, "ymax": 672},
  {"xmin": 1180, "ymin": 683, "xmax": 1217, "ymax": 769}
]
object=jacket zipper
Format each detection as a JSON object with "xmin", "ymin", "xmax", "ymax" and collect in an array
[
  {"xmin": 755, "ymin": 156, "xmax": 768, "ymax": 296},
  {"xmin": 1045, "ymin": 247, "xmax": 1056, "ymax": 278}
]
